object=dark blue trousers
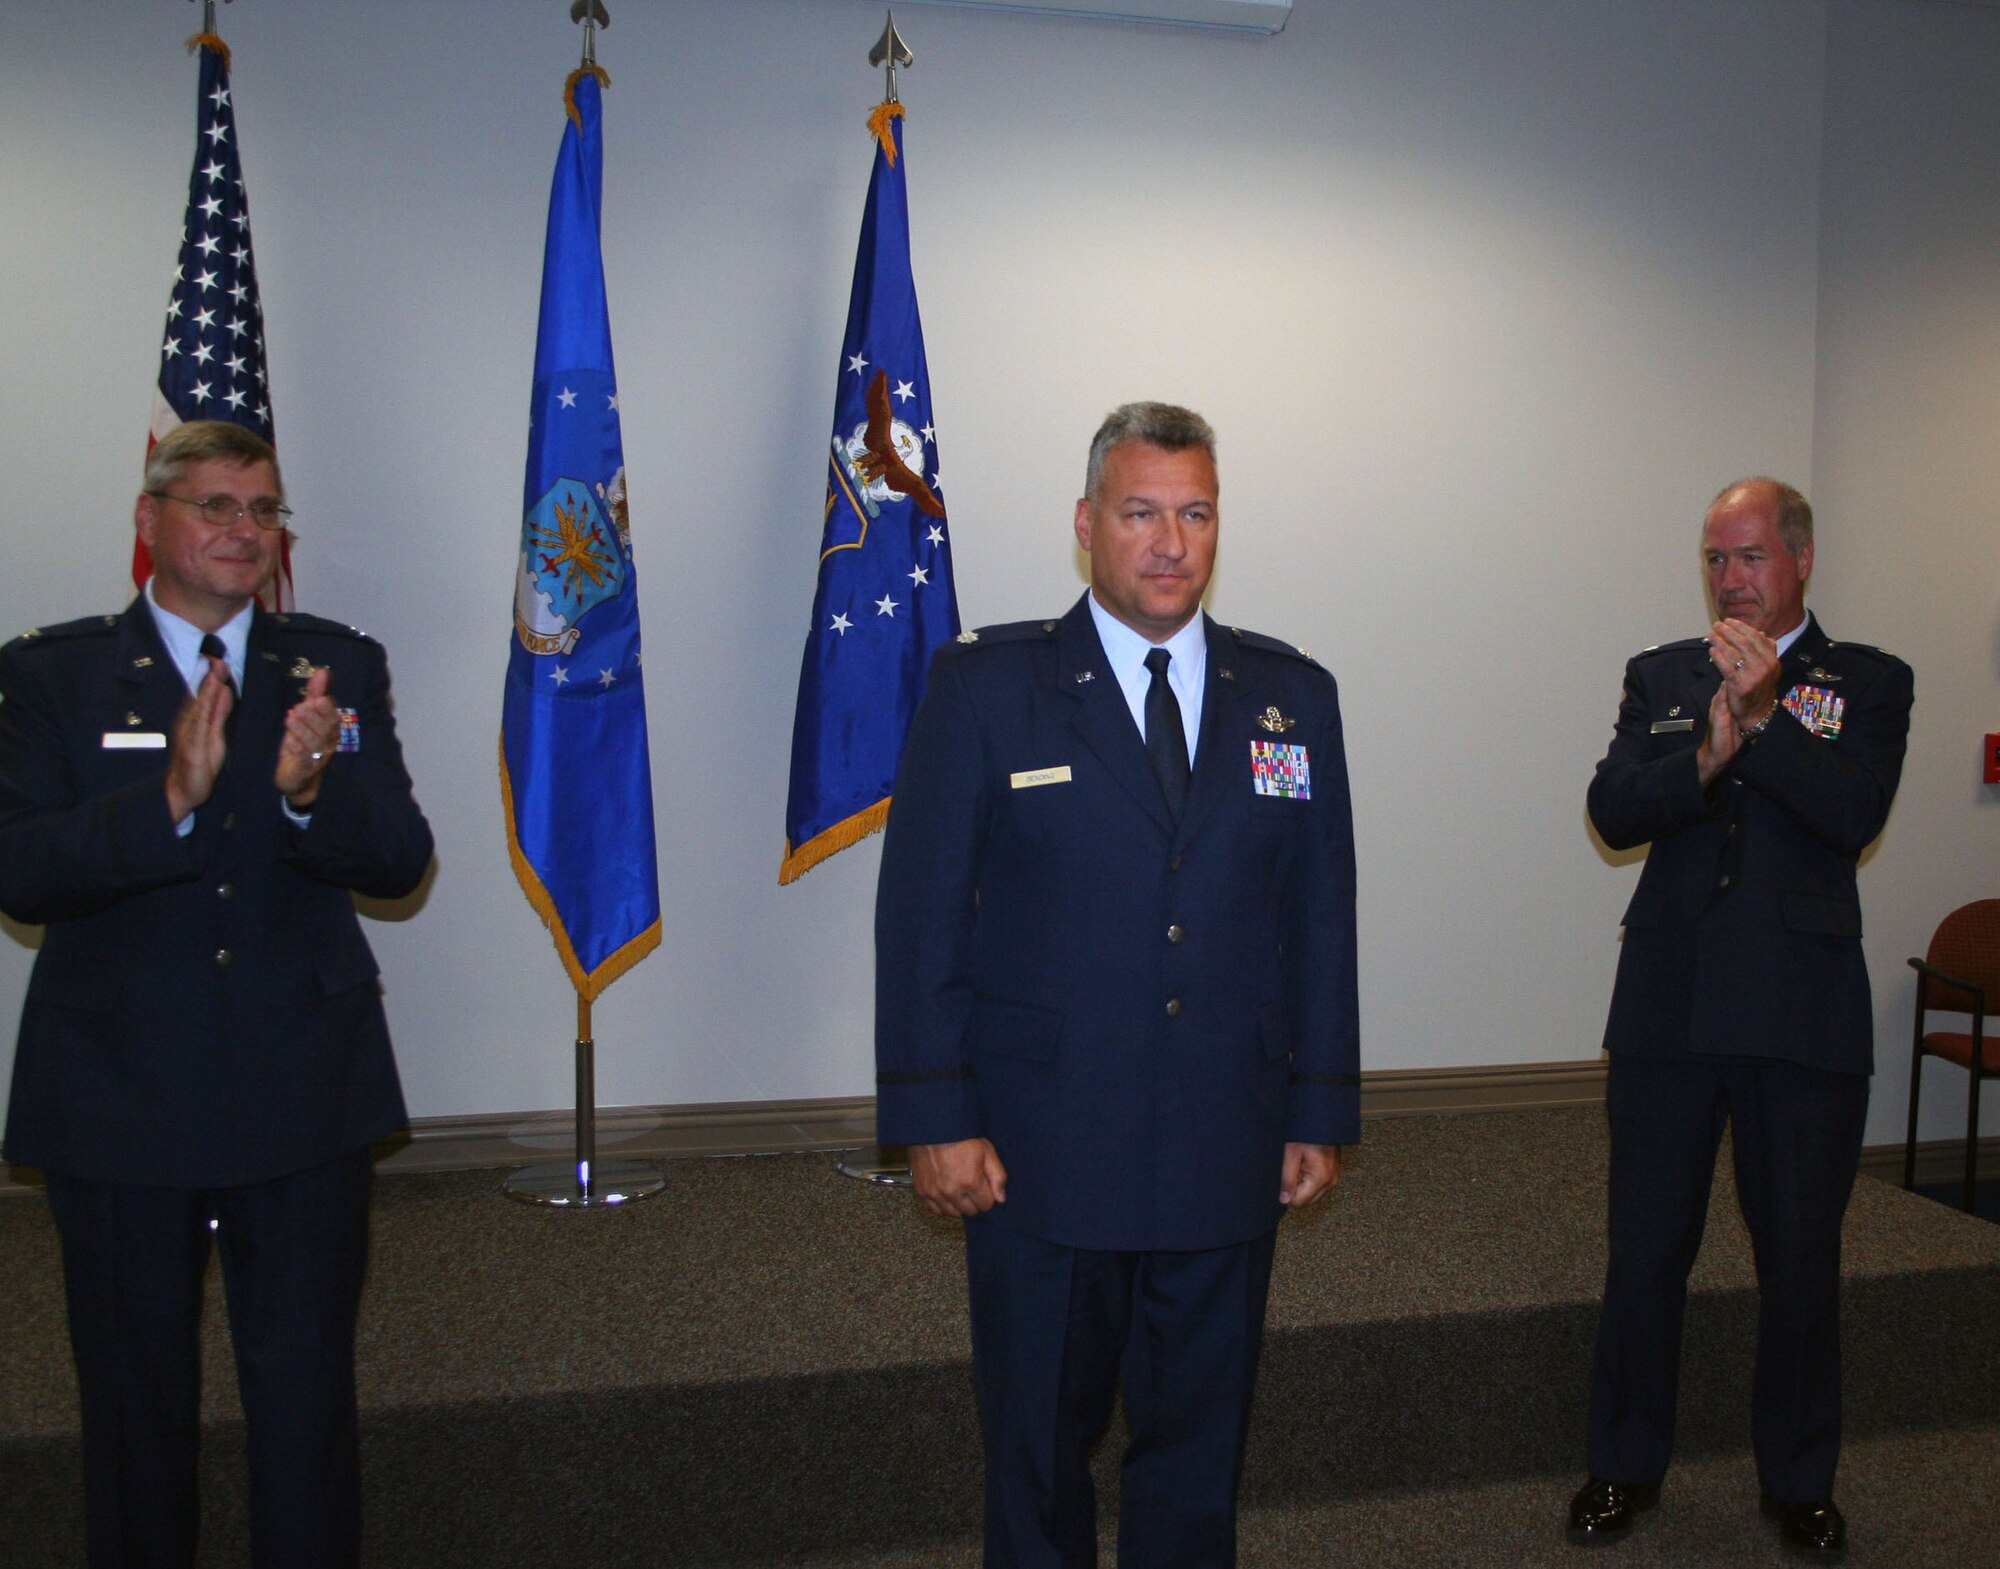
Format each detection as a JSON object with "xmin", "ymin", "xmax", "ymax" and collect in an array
[
  {"xmin": 1586, "ymin": 1054, "xmax": 1868, "ymax": 1502},
  {"xmin": 44, "ymin": 1148, "xmax": 374, "ymax": 1569},
  {"xmin": 964, "ymin": 1215, "xmax": 1277, "ymax": 1569}
]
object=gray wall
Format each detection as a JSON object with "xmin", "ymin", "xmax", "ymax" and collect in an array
[{"xmin": 0, "ymin": 0, "xmax": 1992, "ymax": 1149}]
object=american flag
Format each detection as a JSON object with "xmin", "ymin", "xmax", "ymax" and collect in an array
[{"xmin": 139, "ymin": 33, "xmax": 292, "ymax": 609}]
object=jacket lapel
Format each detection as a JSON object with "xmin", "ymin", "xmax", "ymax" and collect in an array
[
  {"xmin": 1173, "ymin": 615, "xmax": 1236, "ymax": 846},
  {"xmin": 113, "ymin": 600, "xmax": 191, "ymax": 732},
  {"xmin": 1055, "ymin": 596, "xmax": 1177, "ymax": 837}
]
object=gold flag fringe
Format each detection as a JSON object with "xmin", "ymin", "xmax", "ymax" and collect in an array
[
  {"xmin": 185, "ymin": 33, "xmax": 231, "ymax": 69},
  {"xmin": 867, "ymin": 101, "xmax": 905, "ymax": 166},
  {"xmin": 564, "ymin": 64, "xmax": 611, "ymax": 129},
  {"xmin": 778, "ymin": 796, "xmax": 891, "ymax": 885},
  {"xmin": 499, "ymin": 735, "xmax": 661, "ymax": 1002}
]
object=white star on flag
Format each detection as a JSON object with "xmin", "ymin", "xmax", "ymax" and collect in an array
[
  {"xmin": 893, "ymin": 379, "xmax": 916, "ymax": 403},
  {"xmin": 847, "ymin": 352, "xmax": 868, "ymax": 375},
  {"xmin": 598, "ymin": 669, "xmax": 617, "ymax": 687},
  {"xmin": 875, "ymin": 594, "xmax": 898, "ymax": 617},
  {"xmin": 926, "ymin": 525, "xmax": 945, "ymax": 546},
  {"xmin": 830, "ymin": 612, "xmax": 853, "ymax": 634},
  {"xmin": 550, "ymin": 666, "xmax": 570, "ymax": 686},
  {"xmin": 558, "ymin": 387, "xmax": 578, "ymax": 408},
  {"xmin": 908, "ymin": 564, "xmax": 929, "ymax": 586}
]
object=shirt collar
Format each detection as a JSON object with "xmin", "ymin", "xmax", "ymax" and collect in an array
[
  {"xmin": 143, "ymin": 580, "xmax": 253, "ymax": 693},
  {"xmin": 1773, "ymin": 611, "xmax": 1810, "ymax": 659},
  {"xmin": 1086, "ymin": 592, "xmax": 1206, "ymax": 685}
]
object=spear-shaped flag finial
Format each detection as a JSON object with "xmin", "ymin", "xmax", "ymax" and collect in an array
[
  {"xmin": 870, "ymin": 11, "xmax": 913, "ymax": 105},
  {"xmin": 571, "ymin": 0, "xmax": 610, "ymax": 69}
]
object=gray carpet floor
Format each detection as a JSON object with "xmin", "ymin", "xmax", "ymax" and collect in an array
[{"xmin": 4, "ymin": 1106, "xmax": 1997, "ymax": 1566}]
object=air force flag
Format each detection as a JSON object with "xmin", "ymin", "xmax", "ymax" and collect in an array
[
  {"xmin": 500, "ymin": 69, "xmax": 661, "ymax": 999},
  {"xmin": 780, "ymin": 103, "xmax": 961, "ymax": 884}
]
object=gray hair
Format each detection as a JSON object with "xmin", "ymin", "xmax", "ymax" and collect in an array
[
  {"xmin": 1708, "ymin": 476, "xmax": 1812, "ymax": 556},
  {"xmin": 1084, "ymin": 402, "xmax": 1217, "ymax": 502},
  {"xmin": 142, "ymin": 420, "xmax": 283, "ymax": 500}
]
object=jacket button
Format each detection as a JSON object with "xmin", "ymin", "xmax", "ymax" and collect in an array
[
  {"xmin": 222, "ymin": 812, "xmax": 236, "ymax": 831},
  {"xmin": 1169, "ymin": 856, "xmax": 1184, "ymax": 872},
  {"xmin": 1717, "ymin": 874, "xmax": 1732, "ymax": 889},
  {"xmin": 1165, "ymin": 998, "xmax": 1182, "ymax": 1017},
  {"xmin": 216, "ymin": 883, "xmax": 235, "ymax": 900},
  {"xmin": 215, "ymin": 949, "xmax": 233, "ymax": 968},
  {"xmin": 1167, "ymin": 924, "xmax": 1184, "ymax": 943}
]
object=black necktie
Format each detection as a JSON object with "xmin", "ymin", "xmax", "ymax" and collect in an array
[
  {"xmin": 199, "ymin": 633, "xmax": 238, "ymax": 740},
  {"xmin": 1144, "ymin": 647, "xmax": 1190, "ymax": 819}
]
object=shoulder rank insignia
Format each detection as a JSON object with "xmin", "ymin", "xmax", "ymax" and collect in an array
[
  {"xmin": 1783, "ymin": 684, "xmax": 1844, "ymax": 740},
  {"xmin": 955, "ymin": 630, "xmax": 979, "ymax": 644},
  {"xmin": 1256, "ymin": 706, "xmax": 1295, "ymax": 733}
]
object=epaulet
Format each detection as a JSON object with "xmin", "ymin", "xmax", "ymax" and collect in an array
[
  {"xmin": 4, "ymin": 613, "xmax": 123, "ymax": 652},
  {"xmin": 1819, "ymin": 638, "xmax": 1903, "ymax": 668},
  {"xmin": 1637, "ymin": 635, "xmax": 1706, "ymax": 658},
  {"xmin": 266, "ymin": 610, "xmax": 379, "ymax": 645},
  {"xmin": 1228, "ymin": 626, "xmax": 1324, "ymax": 668},
  {"xmin": 948, "ymin": 619, "xmax": 1058, "ymax": 649}
]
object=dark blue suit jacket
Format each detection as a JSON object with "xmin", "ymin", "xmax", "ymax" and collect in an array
[
  {"xmin": 0, "ymin": 600, "xmax": 433, "ymax": 1186},
  {"xmin": 875, "ymin": 594, "xmax": 1360, "ymax": 1252},
  {"xmin": 1588, "ymin": 614, "xmax": 1912, "ymax": 1075}
]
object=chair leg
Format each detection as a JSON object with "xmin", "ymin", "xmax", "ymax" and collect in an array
[
  {"xmin": 1904, "ymin": 1043, "xmax": 1924, "ymax": 1190},
  {"xmin": 1966, "ymin": 1062, "xmax": 1983, "ymax": 1215}
]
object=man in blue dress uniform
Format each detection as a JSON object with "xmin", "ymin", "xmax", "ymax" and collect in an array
[
  {"xmin": 875, "ymin": 403, "xmax": 1361, "ymax": 1567},
  {"xmin": 1567, "ymin": 478, "xmax": 1912, "ymax": 1557},
  {"xmin": 0, "ymin": 421, "xmax": 433, "ymax": 1567}
]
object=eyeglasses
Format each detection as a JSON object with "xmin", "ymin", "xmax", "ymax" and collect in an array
[{"xmin": 157, "ymin": 493, "xmax": 295, "ymax": 531}]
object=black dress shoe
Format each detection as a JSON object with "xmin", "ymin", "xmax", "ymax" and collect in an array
[
  {"xmin": 1567, "ymin": 1477, "xmax": 1659, "ymax": 1542},
  {"xmin": 1762, "ymin": 1493, "xmax": 1846, "ymax": 1555}
]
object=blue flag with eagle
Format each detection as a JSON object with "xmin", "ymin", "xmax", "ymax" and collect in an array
[
  {"xmin": 780, "ymin": 103, "xmax": 960, "ymax": 884},
  {"xmin": 500, "ymin": 67, "xmax": 660, "ymax": 998}
]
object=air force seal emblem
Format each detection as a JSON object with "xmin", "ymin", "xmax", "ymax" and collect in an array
[{"xmin": 514, "ymin": 475, "xmax": 630, "ymax": 658}]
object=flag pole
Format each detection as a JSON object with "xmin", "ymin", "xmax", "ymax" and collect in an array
[
  {"xmin": 500, "ymin": 1, "xmax": 663, "ymax": 1209},
  {"xmin": 504, "ymin": 993, "xmax": 664, "ymax": 1207},
  {"xmin": 831, "ymin": 9, "xmax": 925, "ymax": 1190}
]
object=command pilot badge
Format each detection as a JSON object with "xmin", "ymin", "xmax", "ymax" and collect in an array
[{"xmin": 1249, "ymin": 740, "xmax": 1310, "ymax": 799}]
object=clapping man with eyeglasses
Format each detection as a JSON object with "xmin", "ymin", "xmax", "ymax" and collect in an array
[{"xmin": 0, "ymin": 420, "xmax": 432, "ymax": 1566}]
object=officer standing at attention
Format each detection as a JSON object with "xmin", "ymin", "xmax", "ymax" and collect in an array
[
  {"xmin": 874, "ymin": 402, "xmax": 1360, "ymax": 1567},
  {"xmin": 1567, "ymin": 478, "xmax": 1911, "ymax": 1557},
  {"xmin": 0, "ymin": 420, "xmax": 433, "ymax": 1567}
]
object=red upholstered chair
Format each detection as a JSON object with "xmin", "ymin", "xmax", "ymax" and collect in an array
[{"xmin": 1903, "ymin": 899, "xmax": 2000, "ymax": 1213}]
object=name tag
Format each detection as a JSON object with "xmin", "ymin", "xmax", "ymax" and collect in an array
[
  {"xmin": 102, "ymin": 732, "xmax": 167, "ymax": 749},
  {"xmin": 1649, "ymin": 718, "xmax": 1695, "ymax": 734},
  {"xmin": 1010, "ymin": 766, "xmax": 1071, "ymax": 790}
]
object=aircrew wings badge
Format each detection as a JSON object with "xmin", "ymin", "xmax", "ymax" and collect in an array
[{"xmin": 1783, "ymin": 684, "xmax": 1844, "ymax": 741}]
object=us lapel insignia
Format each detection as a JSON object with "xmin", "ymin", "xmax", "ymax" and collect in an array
[
  {"xmin": 1783, "ymin": 684, "xmax": 1845, "ymax": 740},
  {"xmin": 1256, "ymin": 706, "xmax": 1296, "ymax": 734},
  {"xmin": 130, "ymin": 656, "xmax": 152, "ymax": 669},
  {"xmin": 1218, "ymin": 667, "xmax": 1235, "ymax": 681},
  {"xmin": 1073, "ymin": 670, "xmax": 1095, "ymax": 684}
]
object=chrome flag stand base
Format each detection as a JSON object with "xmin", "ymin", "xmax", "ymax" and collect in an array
[
  {"xmin": 835, "ymin": 1144, "xmax": 912, "ymax": 1187},
  {"xmin": 505, "ymin": 1026, "xmax": 664, "ymax": 1208}
]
